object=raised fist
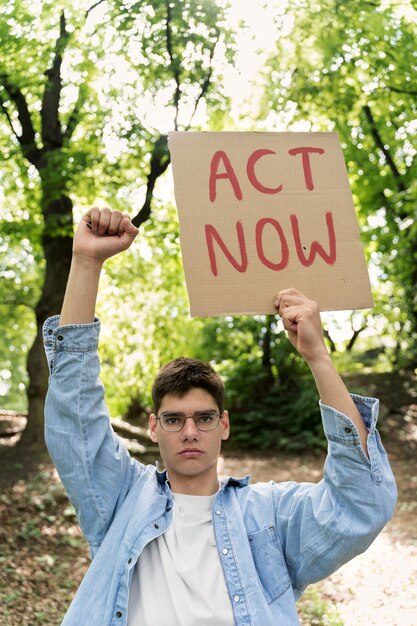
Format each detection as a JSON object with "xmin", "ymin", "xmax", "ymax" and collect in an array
[{"xmin": 73, "ymin": 206, "xmax": 139, "ymax": 263}]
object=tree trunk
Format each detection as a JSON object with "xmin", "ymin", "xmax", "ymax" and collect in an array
[
  {"xmin": 20, "ymin": 191, "xmax": 73, "ymax": 446},
  {"xmin": 257, "ymin": 315, "xmax": 275, "ymax": 394}
]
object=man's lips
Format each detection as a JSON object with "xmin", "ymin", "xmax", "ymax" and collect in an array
[{"xmin": 178, "ymin": 448, "xmax": 204, "ymax": 456}]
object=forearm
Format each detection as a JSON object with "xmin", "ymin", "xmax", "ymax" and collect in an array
[
  {"xmin": 307, "ymin": 354, "xmax": 369, "ymax": 456},
  {"xmin": 60, "ymin": 255, "xmax": 103, "ymax": 325}
]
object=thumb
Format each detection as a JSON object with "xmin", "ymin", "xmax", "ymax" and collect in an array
[
  {"xmin": 120, "ymin": 216, "xmax": 139, "ymax": 239},
  {"xmin": 117, "ymin": 217, "xmax": 139, "ymax": 250}
]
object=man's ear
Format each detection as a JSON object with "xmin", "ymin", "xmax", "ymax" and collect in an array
[
  {"xmin": 149, "ymin": 413, "xmax": 158, "ymax": 443},
  {"xmin": 221, "ymin": 410, "xmax": 230, "ymax": 441}
]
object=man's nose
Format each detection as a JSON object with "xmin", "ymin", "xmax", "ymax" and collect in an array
[{"xmin": 181, "ymin": 416, "xmax": 200, "ymax": 438}]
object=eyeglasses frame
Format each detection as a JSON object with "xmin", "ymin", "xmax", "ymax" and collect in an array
[{"xmin": 156, "ymin": 410, "xmax": 224, "ymax": 432}]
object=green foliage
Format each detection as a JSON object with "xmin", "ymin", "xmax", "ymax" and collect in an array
[
  {"xmin": 111, "ymin": 0, "xmax": 234, "ymax": 116},
  {"xmin": 96, "ymin": 200, "xmax": 204, "ymax": 416},
  {"xmin": 298, "ymin": 585, "xmax": 344, "ymax": 626},
  {"xmin": 262, "ymin": 0, "xmax": 417, "ymax": 362},
  {"xmin": 0, "ymin": 162, "xmax": 43, "ymax": 410},
  {"xmin": 0, "ymin": 0, "xmax": 236, "ymax": 428},
  {"xmin": 224, "ymin": 358, "xmax": 323, "ymax": 452},
  {"xmin": 3, "ymin": 0, "xmax": 414, "ymax": 448},
  {"xmin": 195, "ymin": 315, "xmax": 324, "ymax": 452}
]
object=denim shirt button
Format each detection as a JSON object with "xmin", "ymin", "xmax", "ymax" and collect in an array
[
  {"xmin": 344, "ymin": 427, "xmax": 352, "ymax": 434},
  {"xmin": 215, "ymin": 510, "xmax": 222, "ymax": 516},
  {"xmin": 154, "ymin": 523, "xmax": 159, "ymax": 529},
  {"xmin": 222, "ymin": 548, "xmax": 229, "ymax": 555},
  {"xmin": 57, "ymin": 335, "xmax": 64, "ymax": 341},
  {"xmin": 116, "ymin": 611, "xmax": 122, "ymax": 618},
  {"xmin": 373, "ymin": 470, "xmax": 382, "ymax": 483},
  {"xmin": 233, "ymin": 595, "xmax": 240, "ymax": 603},
  {"xmin": 48, "ymin": 329, "xmax": 53, "ymax": 335},
  {"xmin": 127, "ymin": 557, "xmax": 132, "ymax": 564}
]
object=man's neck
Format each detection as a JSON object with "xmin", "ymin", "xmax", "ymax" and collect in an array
[{"xmin": 167, "ymin": 473, "xmax": 220, "ymax": 496}]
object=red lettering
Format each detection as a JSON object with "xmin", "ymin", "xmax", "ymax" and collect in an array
[
  {"xmin": 291, "ymin": 212, "xmax": 336, "ymax": 266},
  {"xmin": 209, "ymin": 151, "xmax": 243, "ymax": 202},
  {"xmin": 288, "ymin": 147, "xmax": 325, "ymax": 190},
  {"xmin": 255, "ymin": 218, "xmax": 289, "ymax": 271},
  {"xmin": 246, "ymin": 149, "xmax": 283, "ymax": 195},
  {"xmin": 204, "ymin": 222, "xmax": 248, "ymax": 276}
]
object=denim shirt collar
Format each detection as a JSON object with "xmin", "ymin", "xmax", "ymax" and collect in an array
[{"xmin": 155, "ymin": 467, "xmax": 250, "ymax": 490}]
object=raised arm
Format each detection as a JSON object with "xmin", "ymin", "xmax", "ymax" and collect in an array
[
  {"xmin": 44, "ymin": 207, "xmax": 139, "ymax": 549},
  {"xmin": 274, "ymin": 288, "xmax": 369, "ymax": 456},
  {"xmin": 60, "ymin": 207, "xmax": 139, "ymax": 325}
]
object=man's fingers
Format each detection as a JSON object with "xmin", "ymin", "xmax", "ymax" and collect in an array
[
  {"xmin": 106, "ymin": 210, "xmax": 124, "ymax": 236},
  {"xmin": 274, "ymin": 289, "xmax": 317, "ymax": 319},
  {"xmin": 96, "ymin": 207, "xmax": 111, "ymax": 235},
  {"xmin": 83, "ymin": 208, "xmax": 138, "ymax": 240},
  {"xmin": 117, "ymin": 213, "xmax": 128, "ymax": 236},
  {"xmin": 275, "ymin": 295, "xmax": 301, "ymax": 317},
  {"xmin": 276, "ymin": 287, "xmax": 304, "ymax": 301},
  {"xmin": 280, "ymin": 305, "xmax": 300, "ymax": 332},
  {"xmin": 84, "ymin": 206, "xmax": 100, "ymax": 231}
]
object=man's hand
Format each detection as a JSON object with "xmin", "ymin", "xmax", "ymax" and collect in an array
[
  {"xmin": 274, "ymin": 288, "xmax": 329, "ymax": 365},
  {"xmin": 60, "ymin": 207, "xmax": 138, "ymax": 326},
  {"xmin": 73, "ymin": 207, "xmax": 139, "ymax": 264}
]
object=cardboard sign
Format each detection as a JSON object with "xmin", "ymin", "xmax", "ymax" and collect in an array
[{"xmin": 168, "ymin": 131, "xmax": 373, "ymax": 317}]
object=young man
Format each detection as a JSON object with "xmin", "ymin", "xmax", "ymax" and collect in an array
[{"xmin": 43, "ymin": 207, "xmax": 397, "ymax": 626}]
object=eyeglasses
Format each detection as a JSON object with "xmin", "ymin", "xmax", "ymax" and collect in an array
[{"xmin": 156, "ymin": 410, "xmax": 224, "ymax": 432}]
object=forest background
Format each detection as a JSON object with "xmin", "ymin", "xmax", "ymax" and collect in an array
[{"xmin": 0, "ymin": 0, "xmax": 416, "ymax": 624}]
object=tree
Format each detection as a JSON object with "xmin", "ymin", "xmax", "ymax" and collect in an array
[
  {"xmin": 1, "ymin": 1, "xmax": 108, "ymax": 443},
  {"xmin": 262, "ymin": 0, "xmax": 417, "ymax": 362},
  {"xmin": 0, "ymin": 0, "xmax": 234, "ymax": 444},
  {"xmin": 109, "ymin": 0, "xmax": 234, "ymax": 227}
]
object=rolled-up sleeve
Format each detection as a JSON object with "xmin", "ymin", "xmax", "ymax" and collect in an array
[{"xmin": 43, "ymin": 316, "xmax": 142, "ymax": 550}]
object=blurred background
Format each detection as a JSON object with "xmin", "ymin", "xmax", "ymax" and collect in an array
[{"xmin": 0, "ymin": 1, "xmax": 416, "ymax": 624}]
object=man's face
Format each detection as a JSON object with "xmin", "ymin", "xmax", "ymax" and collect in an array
[{"xmin": 149, "ymin": 387, "xmax": 230, "ymax": 495}]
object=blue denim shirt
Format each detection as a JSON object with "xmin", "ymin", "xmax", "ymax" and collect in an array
[{"xmin": 43, "ymin": 316, "xmax": 397, "ymax": 626}]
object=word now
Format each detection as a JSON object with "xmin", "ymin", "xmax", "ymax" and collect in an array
[
  {"xmin": 205, "ymin": 212, "xmax": 336, "ymax": 276},
  {"xmin": 209, "ymin": 147, "xmax": 325, "ymax": 201}
]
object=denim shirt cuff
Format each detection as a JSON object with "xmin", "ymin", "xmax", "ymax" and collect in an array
[
  {"xmin": 319, "ymin": 394, "xmax": 379, "ymax": 445},
  {"xmin": 43, "ymin": 315, "xmax": 101, "ymax": 356}
]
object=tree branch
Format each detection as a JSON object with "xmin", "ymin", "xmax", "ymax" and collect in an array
[
  {"xmin": 0, "ymin": 73, "xmax": 40, "ymax": 165},
  {"xmin": 132, "ymin": 134, "xmax": 171, "ymax": 227},
  {"xmin": 165, "ymin": 0, "xmax": 181, "ymax": 130},
  {"xmin": 323, "ymin": 327, "xmax": 337, "ymax": 353},
  {"xmin": 63, "ymin": 84, "xmax": 87, "ymax": 142},
  {"xmin": 85, "ymin": 0, "xmax": 107, "ymax": 19},
  {"xmin": 387, "ymin": 86, "xmax": 417, "ymax": 97},
  {"xmin": 362, "ymin": 104, "xmax": 405, "ymax": 192},
  {"xmin": 185, "ymin": 37, "xmax": 218, "ymax": 130},
  {"xmin": 41, "ymin": 11, "xmax": 70, "ymax": 149},
  {"xmin": 345, "ymin": 324, "xmax": 367, "ymax": 352},
  {"xmin": 63, "ymin": 2, "xmax": 108, "ymax": 142},
  {"xmin": 0, "ymin": 74, "xmax": 36, "ymax": 146},
  {"xmin": 0, "ymin": 93, "xmax": 20, "ymax": 141}
]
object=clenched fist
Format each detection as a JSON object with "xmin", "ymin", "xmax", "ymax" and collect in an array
[{"xmin": 73, "ymin": 207, "xmax": 139, "ymax": 263}]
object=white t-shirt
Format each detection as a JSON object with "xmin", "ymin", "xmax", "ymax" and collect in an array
[{"xmin": 127, "ymin": 492, "xmax": 234, "ymax": 626}]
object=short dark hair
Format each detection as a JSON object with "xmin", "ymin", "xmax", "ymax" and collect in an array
[{"xmin": 152, "ymin": 357, "xmax": 224, "ymax": 414}]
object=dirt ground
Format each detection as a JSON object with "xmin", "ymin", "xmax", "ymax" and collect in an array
[{"xmin": 0, "ymin": 386, "xmax": 416, "ymax": 625}]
